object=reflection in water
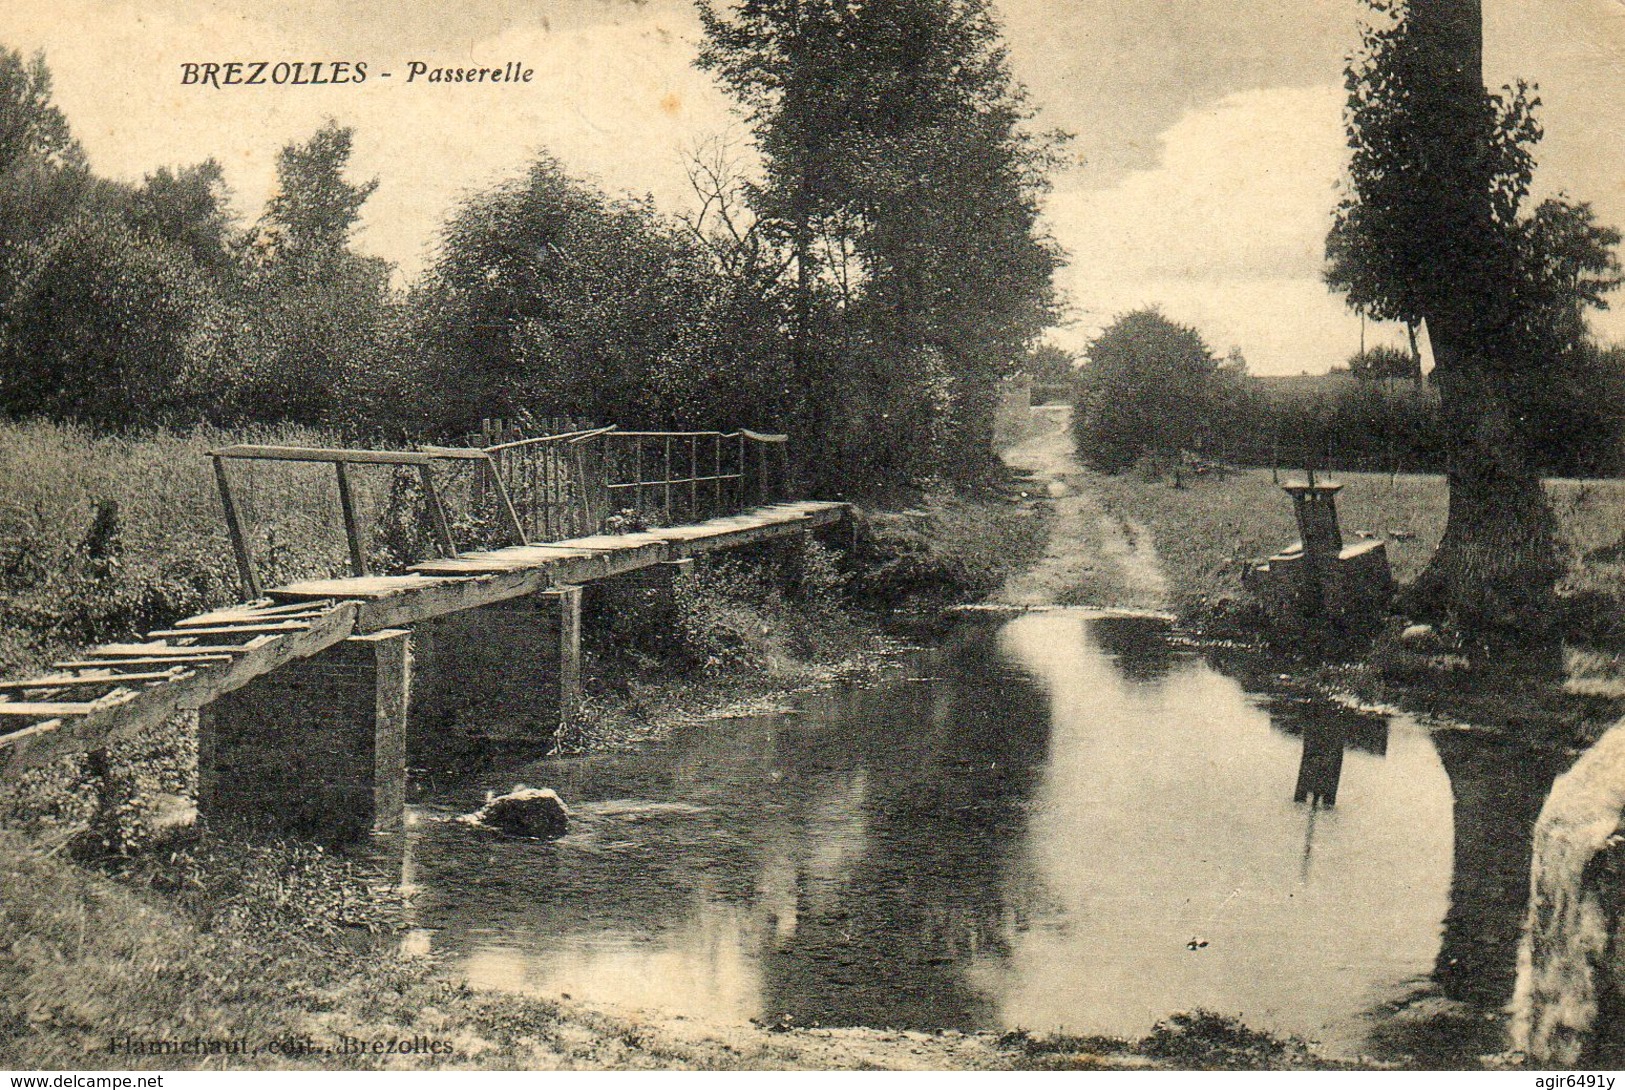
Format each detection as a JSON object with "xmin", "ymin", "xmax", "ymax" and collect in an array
[
  {"xmin": 985, "ymin": 615, "xmax": 1449, "ymax": 1052},
  {"xmin": 1294, "ymin": 723, "xmax": 1348, "ymax": 807},
  {"xmin": 1087, "ymin": 613, "xmax": 1178, "ymax": 683},
  {"xmin": 406, "ymin": 611, "xmax": 1558, "ymax": 1062},
  {"xmin": 756, "ymin": 640, "xmax": 1051, "ymax": 1031},
  {"xmin": 1429, "ymin": 734, "xmax": 1569, "ymax": 1008}
]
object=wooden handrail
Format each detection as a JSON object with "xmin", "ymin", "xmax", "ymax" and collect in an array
[
  {"xmin": 482, "ymin": 427, "xmax": 610, "ymax": 454},
  {"xmin": 208, "ymin": 423, "xmax": 789, "ymax": 597},
  {"xmin": 210, "ymin": 445, "xmax": 434, "ymax": 466}
]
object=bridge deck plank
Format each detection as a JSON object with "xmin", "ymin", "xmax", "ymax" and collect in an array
[
  {"xmin": 0, "ymin": 670, "xmax": 192, "ymax": 691},
  {"xmin": 0, "ymin": 502, "xmax": 849, "ymax": 776},
  {"xmin": 269, "ymin": 569, "xmax": 556, "ymax": 630},
  {"xmin": 2, "ymin": 602, "xmax": 358, "ymax": 775}
]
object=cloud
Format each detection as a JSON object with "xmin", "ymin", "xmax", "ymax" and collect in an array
[
  {"xmin": 1042, "ymin": 85, "xmax": 1386, "ymax": 373},
  {"xmin": 1046, "ymin": 85, "xmax": 1347, "ymax": 285}
]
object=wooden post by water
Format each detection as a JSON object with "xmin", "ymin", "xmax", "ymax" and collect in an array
[
  {"xmin": 334, "ymin": 461, "xmax": 369, "ymax": 577},
  {"xmin": 213, "ymin": 455, "xmax": 261, "ymax": 599}
]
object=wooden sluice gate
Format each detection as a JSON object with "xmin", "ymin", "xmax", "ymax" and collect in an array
[
  {"xmin": 1242, "ymin": 470, "xmax": 1394, "ymax": 640},
  {"xmin": 0, "ymin": 424, "xmax": 847, "ymax": 843}
]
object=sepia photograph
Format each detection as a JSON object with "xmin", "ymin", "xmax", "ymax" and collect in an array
[{"xmin": 1, "ymin": 0, "xmax": 1623, "ymax": 1076}]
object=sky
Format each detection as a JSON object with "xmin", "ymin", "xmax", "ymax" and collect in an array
[{"xmin": 2, "ymin": 0, "xmax": 1622, "ymax": 375}]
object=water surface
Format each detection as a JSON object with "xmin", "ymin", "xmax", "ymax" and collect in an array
[{"xmin": 405, "ymin": 610, "xmax": 1561, "ymax": 1059}]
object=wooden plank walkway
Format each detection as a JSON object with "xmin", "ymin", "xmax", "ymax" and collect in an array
[{"xmin": 0, "ymin": 501, "xmax": 846, "ymax": 777}]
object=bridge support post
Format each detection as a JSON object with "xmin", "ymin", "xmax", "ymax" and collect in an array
[
  {"xmin": 197, "ymin": 629, "xmax": 410, "ymax": 843},
  {"xmin": 411, "ymin": 585, "xmax": 582, "ymax": 746}
]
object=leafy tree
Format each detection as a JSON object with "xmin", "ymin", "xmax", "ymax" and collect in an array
[
  {"xmin": 0, "ymin": 48, "xmax": 81, "ymax": 175},
  {"xmin": 234, "ymin": 122, "xmax": 388, "ymax": 424},
  {"xmin": 1019, "ymin": 342, "xmax": 1076, "ymax": 403},
  {"xmin": 1072, "ymin": 309, "xmax": 1218, "ymax": 474},
  {"xmin": 0, "ymin": 202, "xmax": 235, "ymax": 426},
  {"xmin": 698, "ymin": 0, "xmax": 1064, "ymax": 486},
  {"xmin": 379, "ymin": 154, "xmax": 787, "ymax": 438},
  {"xmin": 0, "ymin": 47, "xmax": 90, "ymax": 307},
  {"xmin": 127, "ymin": 160, "xmax": 239, "ymax": 279},
  {"xmin": 1325, "ymin": 0, "xmax": 1622, "ymax": 640},
  {"xmin": 0, "ymin": 50, "xmax": 238, "ymax": 425},
  {"xmin": 250, "ymin": 122, "xmax": 377, "ymax": 272}
]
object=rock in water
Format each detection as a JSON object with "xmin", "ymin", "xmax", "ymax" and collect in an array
[
  {"xmin": 1399, "ymin": 623, "xmax": 1436, "ymax": 645},
  {"xmin": 464, "ymin": 785, "xmax": 570, "ymax": 838}
]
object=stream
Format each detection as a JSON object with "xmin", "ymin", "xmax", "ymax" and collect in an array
[{"xmin": 402, "ymin": 609, "xmax": 1567, "ymax": 1062}]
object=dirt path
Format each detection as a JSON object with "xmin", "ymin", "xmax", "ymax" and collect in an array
[{"xmin": 993, "ymin": 405, "xmax": 1169, "ymax": 612}]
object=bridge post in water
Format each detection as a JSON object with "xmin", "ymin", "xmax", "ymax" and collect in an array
[
  {"xmin": 196, "ymin": 629, "xmax": 411, "ymax": 843},
  {"xmin": 410, "ymin": 585, "xmax": 583, "ymax": 746}
]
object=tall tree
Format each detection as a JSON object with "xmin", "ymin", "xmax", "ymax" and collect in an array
[
  {"xmin": 1326, "ymin": 0, "xmax": 1621, "ymax": 643},
  {"xmin": 0, "ymin": 48, "xmax": 233, "ymax": 425},
  {"xmin": 0, "ymin": 48, "xmax": 81, "ymax": 175},
  {"xmin": 383, "ymin": 154, "xmax": 778, "ymax": 437},
  {"xmin": 235, "ymin": 121, "xmax": 388, "ymax": 424},
  {"xmin": 0, "ymin": 47, "xmax": 90, "ymax": 300},
  {"xmin": 127, "ymin": 159, "xmax": 239, "ymax": 279},
  {"xmin": 698, "ymin": 0, "xmax": 1063, "ymax": 486}
]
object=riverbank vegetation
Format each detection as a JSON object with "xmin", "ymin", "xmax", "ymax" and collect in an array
[
  {"xmin": 1085, "ymin": 464, "xmax": 1625, "ymax": 739},
  {"xmin": 0, "ymin": 823, "xmax": 1348, "ymax": 1071},
  {"xmin": 0, "ymin": 826, "xmax": 993, "ymax": 1070},
  {"xmin": 1073, "ymin": 309, "xmax": 1625, "ymax": 484}
]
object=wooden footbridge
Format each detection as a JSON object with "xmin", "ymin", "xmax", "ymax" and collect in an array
[{"xmin": 0, "ymin": 424, "xmax": 847, "ymax": 840}]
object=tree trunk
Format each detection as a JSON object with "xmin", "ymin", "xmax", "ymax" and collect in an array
[
  {"xmin": 791, "ymin": 164, "xmax": 822, "ymax": 488},
  {"xmin": 1404, "ymin": 0, "xmax": 1563, "ymax": 652},
  {"xmin": 1414, "ymin": 320, "xmax": 1561, "ymax": 646}
]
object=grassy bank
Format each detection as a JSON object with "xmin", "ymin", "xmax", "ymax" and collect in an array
[
  {"xmin": 1086, "ymin": 465, "xmax": 1625, "ymax": 613},
  {"xmin": 0, "ymin": 826, "xmax": 1354, "ymax": 1071},
  {"xmin": 0, "ymin": 828, "xmax": 1001, "ymax": 1070},
  {"xmin": 1085, "ymin": 464, "xmax": 1625, "ymax": 739},
  {"xmin": 0, "ymin": 419, "xmax": 366, "ymax": 679}
]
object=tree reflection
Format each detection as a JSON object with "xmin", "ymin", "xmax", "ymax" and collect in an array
[
  {"xmin": 1088, "ymin": 615, "xmax": 1178, "ymax": 683},
  {"xmin": 1429, "ymin": 732, "xmax": 1569, "ymax": 1007},
  {"xmin": 757, "ymin": 622, "xmax": 1052, "ymax": 1030}
]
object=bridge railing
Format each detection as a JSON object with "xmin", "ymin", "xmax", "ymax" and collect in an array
[
  {"xmin": 477, "ymin": 425, "xmax": 614, "ymax": 543},
  {"xmin": 579, "ymin": 428, "xmax": 791, "ymax": 531},
  {"xmin": 208, "ymin": 425, "xmax": 792, "ymax": 597},
  {"xmin": 209, "ymin": 444, "xmax": 462, "ymax": 599}
]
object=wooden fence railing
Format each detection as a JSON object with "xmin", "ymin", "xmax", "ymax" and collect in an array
[
  {"xmin": 209, "ymin": 423, "xmax": 792, "ymax": 596},
  {"xmin": 590, "ymin": 428, "xmax": 791, "ymax": 529}
]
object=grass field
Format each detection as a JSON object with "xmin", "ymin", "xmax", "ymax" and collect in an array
[
  {"xmin": 0, "ymin": 419, "xmax": 367, "ymax": 679},
  {"xmin": 1085, "ymin": 465, "xmax": 1625, "ymax": 615},
  {"xmin": 1086, "ymin": 465, "xmax": 1625, "ymax": 734}
]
